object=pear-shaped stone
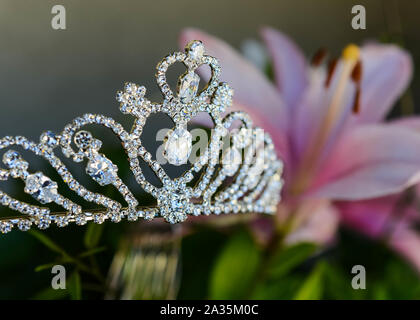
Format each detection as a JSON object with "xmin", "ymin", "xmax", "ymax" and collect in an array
[{"xmin": 164, "ymin": 127, "xmax": 192, "ymax": 166}]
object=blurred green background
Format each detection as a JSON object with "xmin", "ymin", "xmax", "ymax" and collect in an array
[{"xmin": 1, "ymin": 0, "xmax": 420, "ymax": 300}]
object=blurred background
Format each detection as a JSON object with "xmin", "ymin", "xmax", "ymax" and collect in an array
[{"xmin": 1, "ymin": 0, "xmax": 420, "ymax": 300}]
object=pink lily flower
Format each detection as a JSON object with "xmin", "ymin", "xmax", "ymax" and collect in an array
[{"xmin": 179, "ymin": 27, "xmax": 420, "ymax": 270}]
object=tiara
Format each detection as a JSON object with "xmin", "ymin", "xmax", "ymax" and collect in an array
[{"xmin": 0, "ymin": 40, "xmax": 284, "ymax": 233}]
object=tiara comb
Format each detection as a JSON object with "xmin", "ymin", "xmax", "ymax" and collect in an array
[{"xmin": 0, "ymin": 40, "xmax": 284, "ymax": 233}]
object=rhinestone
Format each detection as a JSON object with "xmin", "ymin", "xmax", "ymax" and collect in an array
[
  {"xmin": 56, "ymin": 216, "xmax": 69, "ymax": 227},
  {"xmin": 178, "ymin": 71, "xmax": 200, "ymax": 103},
  {"xmin": 0, "ymin": 169, "xmax": 9, "ymax": 181},
  {"xmin": 186, "ymin": 40, "xmax": 205, "ymax": 61},
  {"xmin": 212, "ymin": 82, "xmax": 233, "ymax": 112},
  {"xmin": 17, "ymin": 220, "xmax": 32, "ymax": 231},
  {"xmin": 127, "ymin": 209, "xmax": 139, "ymax": 221},
  {"xmin": 222, "ymin": 147, "xmax": 241, "ymax": 176},
  {"xmin": 164, "ymin": 127, "xmax": 192, "ymax": 166},
  {"xmin": 38, "ymin": 216, "xmax": 51, "ymax": 229},
  {"xmin": 40, "ymin": 131, "xmax": 59, "ymax": 147},
  {"xmin": 75, "ymin": 215, "xmax": 87, "ymax": 226},
  {"xmin": 25, "ymin": 173, "xmax": 58, "ymax": 204},
  {"xmin": 110, "ymin": 212, "xmax": 122, "ymax": 223},
  {"xmin": 74, "ymin": 131, "xmax": 93, "ymax": 149},
  {"xmin": 94, "ymin": 214, "xmax": 105, "ymax": 224},
  {"xmin": 2, "ymin": 150, "xmax": 28, "ymax": 170},
  {"xmin": 144, "ymin": 210, "xmax": 155, "ymax": 221},
  {"xmin": 233, "ymin": 128, "xmax": 252, "ymax": 149},
  {"xmin": 0, "ymin": 221, "xmax": 12, "ymax": 234},
  {"xmin": 86, "ymin": 154, "xmax": 118, "ymax": 186},
  {"xmin": 193, "ymin": 207, "xmax": 201, "ymax": 216},
  {"xmin": 158, "ymin": 188, "xmax": 189, "ymax": 224}
]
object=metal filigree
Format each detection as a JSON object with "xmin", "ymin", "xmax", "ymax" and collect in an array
[{"xmin": 0, "ymin": 41, "xmax": 284, "ymax": 233}]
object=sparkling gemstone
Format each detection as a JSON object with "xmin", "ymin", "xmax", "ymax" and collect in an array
[
  {"xmin": 74, "ymin": 131, "xmax": 93, "ymax": 149},
  {"xmin": 246, "ymin": 153, "xmax": 265, "ymax": 188},
  {"xmin": 94, "ymin": 214, "xmax": 105, "ymax": 224},
  {"xmin": 233, "ymin": 128, "xmax": 252, "ymax": 149},
  {"xmin": 212, "ymin": 83, "xmax": 233, "ymax": 112},
  {"xmin": 186, "ymin": 40, "xmax": 205, "ymax": 60},
  {"xmin": 90, "ymin": 139, "xmax": 102, "ymax": 151},
  {"xmin": 127, "ymin": 209, "xmax": 139, "ymax": 221},
  {"xmin": 158, "ymin": 189, "xmax": 189, "ymax": 224},
  {"xmin": 178, "ymin": 71, "xmax": 200, "ymax": 103},
  {"xmin": 144, "ymin": 210, "xmax": 155, "ymax": 221},
  {"xmin": 38, "ymin": 216, "xmax": 51, "ymax": 229},
  {"xmin": 2, "ymin": 150, "xmax": 28, "ymax": 170},
  {"xmin": 25, "ymin": 173, "xmax": 58, "ymax": 204},
  {"xmin": 0, "ymin": 169, "xmax": 9, "ymax": 181},
  {"xmin": 0, "ymin": 221, "xmax": 12, "ymax": 234},
  {"xmin": 56, "ymin": 216, "xmax": 69, "ymax": 227},
  {"xmin": 110, "ymin": 212, "xmax": 122, "ymax": 223},
  {"xmin": 222, "ymin": 147, "xmax": 242, "ymax": 176},
  {"xmin": 193, "ymin": 207, "xmax": 201, "ymax": 216},
  {"xmin": 75, "ymin": 215, "xmax": 87, "ymax": 226},
  {"xmin": 17, "ymin": 220, "xmax": 32, "ymax": 231},
  {"xmin": 86, "ymin": 154, "xmax": 118, "ymax": 186},
  {"xmin": 164, "ymin": 127, "xmax": 192, "ymax": 166},
  {"xmin": 40, "ymin": 131, "xmax": 59, "ymax": 147}
]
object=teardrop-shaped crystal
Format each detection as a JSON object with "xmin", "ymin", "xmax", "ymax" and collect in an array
[
  {"xmin": 178, "ymin": 71, "xmax": 200, "ymax": 103},
  {"xmin": 86, "ymin": 154, "xmax": 118, "ymax": 186},
  {"xmin": 164, "ymin": 127, "xmax": 192, "ymax": 166}
]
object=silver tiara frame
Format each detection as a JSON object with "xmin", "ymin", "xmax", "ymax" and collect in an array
[{"xmin": 0, "ymin": 41, "xmax": 283, "ymax": 233}]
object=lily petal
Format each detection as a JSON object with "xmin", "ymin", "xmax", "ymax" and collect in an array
[
  {"xmin": 285, "ymin": 199, "xmax": 339, "ymax": 245},
  {"xmin": 338, "ymin": 196, "xmax": 403, "ymax": 238},
  {"xmin": 260, "ymin": 26, "xmax": 308, "ymax": 109},
  {"xmin": 310, "ymin": 124, "xmax": 420, "ymax": 200},
  {"xmin": 179, "ymin": 28, "xmax": 289, "ymax": 132},
  {"xmin": 292, "ymin": 61, "xmax": 356, "ymax": 163},
  {"xmin": 354, "ymin": 44, "xmax": 412, "ymax": 124},
  {"xmin": 389, "ymin": 116, "xmax": 420, "ymax": 132},
  {"xmin": 338, "ymin": 197, "xmax": 420, "ymax": 272},
  {"xmin": 390, "ymin": 228, "xmax": 420, "ymax": 274}
]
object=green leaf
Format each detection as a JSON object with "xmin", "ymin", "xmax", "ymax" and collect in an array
[
  {"xmin": 28, "ymin": 230, "xmax": 68, "ymax": 256},
  {"xmin": 78, "ymin": 246, "xmax": 107, "ymax": 258},
  {"xmin": 322, "ymin": 263, "xmax": 361, "ymax": 299},
  {"xmin": 294, "ymin": 262, "xmax": 325, "ymax": 300},
  {"xmin": 267, "ymin": 242, "xmax": 317, "ymax": 279},
  {"xmin": 35, "ymin": 263, "xmax": 60, "ymax": 273},
  {"xmin": 68, "ymin": 271, "xmax": 82, "ymax": 300},
  {"xmin": 84, "ymin": 223, "xmax": 104, "ymax": 249},
  {"xmin": 31, "ymin": 287, "xmax": 68, "ymax": 300},
  {"xmin": 209, "ymin": 229, "xmax": 261, "ymax": 299},
  {"xmin": 251, "ymin": 274, "xmax": 304, "ymax": 299}
]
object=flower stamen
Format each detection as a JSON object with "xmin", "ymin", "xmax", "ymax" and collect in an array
[
  {"xmin": 325, "ymin": 58, "xmax": 338, "ymax": 87},
  {"xmin": 352, "ymin": 87, "xmax": 361, "ymax": 113},
  {"xmin": 311, "ymin": 48, "xmax": 328, "ymax": 67},
  {"xmin": 292, "ymin": 44, "xmax": 360, "ymax": 195},
  {"xmin": 351, "ymin": 60, "xmax": 363, "ymax": 114}
]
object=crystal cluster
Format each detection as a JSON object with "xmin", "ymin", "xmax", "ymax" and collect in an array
[
  {"xmin": 0, "ymin": 40, "xmax": 283, "ymax": 233},
  {"xmin": 158, "ymin": 186, "xmax": 192, "ymax": 224}
]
